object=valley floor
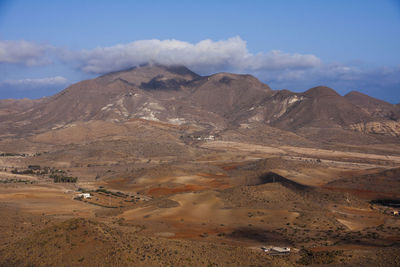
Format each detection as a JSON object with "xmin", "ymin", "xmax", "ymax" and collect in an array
[{"xmin": 1, "ymin": 140, "xmax": 400, "ymax": 266}]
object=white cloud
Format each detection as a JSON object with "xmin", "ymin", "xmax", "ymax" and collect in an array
[
  {"xmin": 0, "ymin": 37, "xmax": 321, "ymax": 74},
  {"xmin": 0, "ymin": 40, "xmax": 54, "ymax": 66},
  {"xmin": 71, "ymin": 36, "xmax": 321, "ymax": 74},
  {"xmin": 2, "ymin": 76, "xmax": 68, "ymax": 87}
]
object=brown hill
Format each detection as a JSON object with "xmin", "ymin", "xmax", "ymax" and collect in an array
[
  {"xmin": 188, "ymin": 72, "xmax": 272, "ymax": 119},
  {"xmin": 268, "ymin": 86, "xmax": 371, "ymax": 130},
  {"xmin": 345, "ymin": 91, "xmax": 400, "ymax": 120},
  {"xmin": 344, "ymin": 91, "xmax": 400, "ymax": 137}
]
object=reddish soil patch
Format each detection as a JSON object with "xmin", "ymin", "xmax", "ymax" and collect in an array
[
  {"xmin": 168, "ymin": 222, "xmax": 228, "ymax": 240},
  {"xmin": 219, "ymin": 162, "xmax": 247, "ymax": 171},
  {"xmin": 205, "ymin": 178, "xmax": 231, "ymax": 189},
  {"xmin": 221, "ymin": 165, "xmax": 239, "ymax": 171},
  {"xmin": 196, "ymin": 173, "xmax": 231, "ymax": 189},
  {"xmin": 197, "ymin": 172, "xmax": 228, "ymax": 178},
  {"xmin": 147, "ymin": 175, "xmax": 231, "ymax": 197}
]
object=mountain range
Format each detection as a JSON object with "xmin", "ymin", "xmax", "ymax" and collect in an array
[{"xmin": 1, "ymin": 64, "xmax": 399, "ymax": 145}]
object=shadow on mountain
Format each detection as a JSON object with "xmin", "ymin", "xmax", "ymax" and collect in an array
[
  {"xmin": 248, "ymin": 171, "xmax": 310, "ymax": 191},
  {"xmin": 140, "ymin": 75, "xmax": 188, "ymax": 90}
]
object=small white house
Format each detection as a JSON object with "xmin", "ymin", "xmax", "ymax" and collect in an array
[
  {"xmin": 271, "ymin": 247, "xmax": 291, "ymax": 253},
  {"xmin": 391, "ymin": 210, "xmax": 399, "ymax": 216},
  {"xmin": 261, "ymin": 246, "xmax": 291, "ymax": 255},
  {"xmin": 78, "ymin": 193, "xmax": 91, "ymax": 199}
]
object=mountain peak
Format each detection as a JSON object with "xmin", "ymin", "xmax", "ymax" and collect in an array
[
  {"xmin": 205, "ymin": 72, "xmax": 272, "ymax": 92},
  {"xmin": 159, "ymin": 64, "xmax": 200, "ymax": 78},
  {"xmin": 95, "ymin": 64, "xmax": 200, "ymax": 88},
  {"xmin": 345, "ymin": 90, "xmax": 392, "ymax": 106},
  {"xmin": 102, "ymin": 63, "xmax": 199, "ymax": 78},
  {"xmin": 304, "ymin": 86, "xmax": 340, "ymax": 97},
  {"xmin": 345, "ymin": 90, "xmax": 368, "ymax": 98}
]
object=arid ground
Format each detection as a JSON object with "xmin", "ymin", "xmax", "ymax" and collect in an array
[{"xmin": 1, "ymin": 132, "xmax": 400, "ymax": 266}]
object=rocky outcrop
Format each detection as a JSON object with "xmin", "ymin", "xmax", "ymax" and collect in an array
[{"xmin": 349, "ymin": 120, "xmax": 400, "ymax": 136}]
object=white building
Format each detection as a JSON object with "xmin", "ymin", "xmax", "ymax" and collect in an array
[
  {"xmin": 261, "ymin": 246, "xmax": 291, "ymax": 255},
  {"xmin": 78, "ymin": 193, "xmax": 91, "ymax": 199},
  {"xmin": 271, "ymin": 247, "xmax": 291, "ymax": 253}
]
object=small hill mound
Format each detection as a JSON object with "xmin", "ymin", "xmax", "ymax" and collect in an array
[{"xmin": 250, "ymin": 172, "xmax": 310, "ymax": 191}]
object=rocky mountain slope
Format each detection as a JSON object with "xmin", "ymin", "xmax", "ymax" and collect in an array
[
  {"xmin": 1, "ymin": 64, "xmax": 399, "ymax": 143},
  {"xmin": 343, "ymin": 91, "xmax": 400, "ymax": 137}
]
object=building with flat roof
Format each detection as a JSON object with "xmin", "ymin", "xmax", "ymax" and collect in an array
[
  {"xmin": 78, "ymin": 193, "xmax": 91, "ymax": 199},
  {"xmin": 261, "ymin": 246, "xmax": 291, "ymax": 255}
]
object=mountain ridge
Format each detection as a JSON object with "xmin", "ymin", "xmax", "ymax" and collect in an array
[{"xmin": 1, "ymin": 64, "xmax": 399, "ymax": 142}]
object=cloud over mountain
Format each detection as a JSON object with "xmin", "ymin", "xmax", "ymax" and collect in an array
[{"xmin": 73, "ymin": 36, "xmax": 321, "ymax": 74}]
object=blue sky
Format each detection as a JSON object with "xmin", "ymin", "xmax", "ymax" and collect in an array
[{"xmin": 0, "ymin": 0, "xmax": 400, "ymax": 103}]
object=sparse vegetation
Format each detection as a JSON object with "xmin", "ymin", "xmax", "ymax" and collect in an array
[
  {"xmin": 0, "ymin": 152, "xmax": 26, "ymax": 157},
  {"xmin": 50, "ymin": 174, "xmax": 77, "ymax": 183},
  {"xmin": 297, "ymin": 249, "xmax": 344, "ymax": 265},
  {"xmin": 11, "ymin": 169, "xmax": 34, "ymax": 175},
  {"xmin": 95, "ymin": 188, "xmax": 129, "ymax": 198},
  {"xmin": 0, "ymin": 178, "xmax": 34, "ymax": 184}
]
